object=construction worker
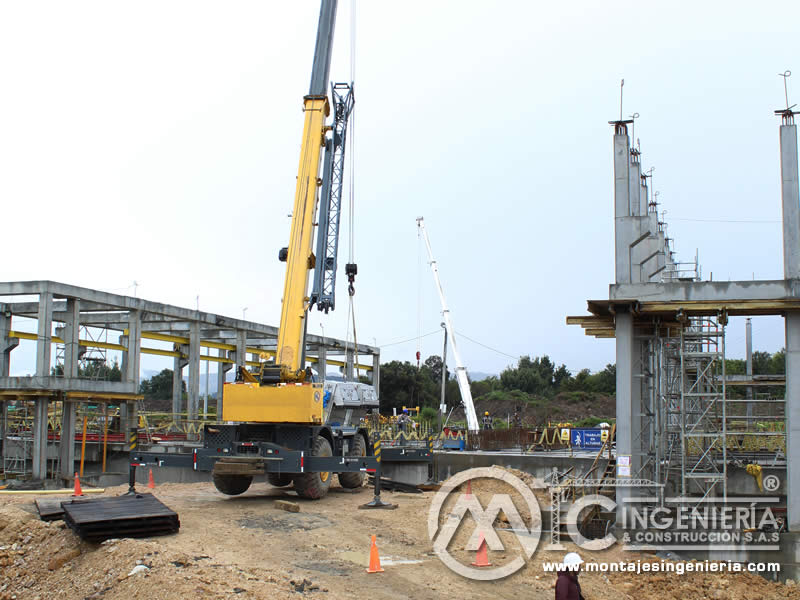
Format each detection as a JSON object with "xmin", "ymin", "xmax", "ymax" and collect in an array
[
  {"xmin": 482, "ymin": 411, "xmax": 493, "ymax": 430},
  {"xmin": 512, "ymin": 407, "xmax": 522, "ymax": 428},
  {"xmin": 397, "ymin": 408, "xmax": 412, "ymax": 433},
  {"xmin": 555, "ymin": 552, "xmax": 585, "ymax": 600}
]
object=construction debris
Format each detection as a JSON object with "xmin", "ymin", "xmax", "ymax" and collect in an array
[{"xmin": 274, "ymin": 500, "xmax": 300, "ymax": 513}]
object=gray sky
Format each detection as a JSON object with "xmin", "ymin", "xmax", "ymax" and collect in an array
[{"xmin": 0, "ymin": 1, "xmax": 797, "ymax": 378}]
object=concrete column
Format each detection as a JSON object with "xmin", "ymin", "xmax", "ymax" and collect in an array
[
  {"xmin": 785, "ymin": 312, "xmax": 800, "ymax": 531},
  {"xmin": 62, "ymin": 299, "xmax": 80, "ymax": 378},
  {"xmin": 372, "ymin": 353, "xmax": 380, "ymax": 399},
  {"xmin": 614, "ymin": 131, "xmax": 632, "ymax": 284},
  {"xmin": 780, "ymin": 122, "xmax": 800, "ymax": 279},
  {"xmin": 217, "ymin": 348, "xmax": 231, "ymax": 418},
  {"xmin": 345, "ymin": 349, "xmax": 354, "ymax": 381},
  {"xmin": 318, "ymin": 345, "xmax": 327, "ymax": 382},
  {"xmin": 629, "ymin": 156, "xmax": 642, "ymax": 216},
  {"xmin": 172, "ymin": 353, "xmax": 187, "ymax": 424},
  {"xmin": 188, "ymin": 323, "xmax": 200, "ymax": 422},
  {"xmin": 0, "ymin": 307, "xmax": 16, "ymax": 377},
  {"xmin": 36, "ymin": 292, "xmax": 53, "ymax": 377},
  {"xmin": 32, "ymin": 397, "xmax": 49, "ymax": 479},
  {"xmin": 124, "ymin": 310, "xmax": 141, "ymax": 387},
  {"xmin": 58, "ymin": 401, "xmax": 76, "ymax": 480},
  {"xmin": 615, "ymin": 309, "xmax": 641, "ymax": 524},
  {"xmin": 746, "ymin": 318, "xmax": 753, "ymax": 418},
  {"xmin": 235, "ymin": 331, "xmax": 247, "ymax": 370},
  {"xmin": 640, "ymin": 174, "xmax": 649, "ymax": 216}
]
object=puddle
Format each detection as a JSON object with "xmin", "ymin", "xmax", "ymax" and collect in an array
[{"xmin": 337, "ymin": 550, "xmax": 423, "ymax": 567}]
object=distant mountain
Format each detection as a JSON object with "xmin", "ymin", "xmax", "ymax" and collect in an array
[{"xmin": 469, "ymin": 371, "xmax": 497, "ymax": 381}]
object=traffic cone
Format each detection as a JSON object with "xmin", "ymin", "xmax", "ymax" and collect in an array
[
  {"xmin": 465, "ymin": 480, "xmax": 472, "ymax": 499},
  {"xmin": 72, "ymin": 472, "xmax": 84, "ymax": 497},
  {"xmin": 147, "ymin": 469, "xmax": 156, "ymax": 489},
  {"xmin": 471, "ymin": 533, "xmax": 491, "ymax": 567},
  {"xmin": 366, "ymin": 535, "xmax": 384, "ymax": 573}
]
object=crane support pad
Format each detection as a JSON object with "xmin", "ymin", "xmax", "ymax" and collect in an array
[{"xmin": 61, "ymin": 493, "xmax": 179, "ymax": 542}]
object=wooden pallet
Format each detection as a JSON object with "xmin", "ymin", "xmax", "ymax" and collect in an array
[{"xmin": 61, "ymin": 493, "xmax": 180, "ymax": 542}]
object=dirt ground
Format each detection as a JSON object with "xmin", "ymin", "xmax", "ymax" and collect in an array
[{"xmin": 1, "ymin": 472, "xmax": 798, "ymax": 600}]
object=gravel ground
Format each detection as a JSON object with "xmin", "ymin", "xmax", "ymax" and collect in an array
[{"xmin": 0, "ymin": 472, "xmax": 798, "ymax": 600}]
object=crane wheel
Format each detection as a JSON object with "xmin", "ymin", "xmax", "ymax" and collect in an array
[
  {"xmin": 293, "ymin": 435, "xmax": 333, "ymax": 499},
  {"xmin": 267, "ymin": 473, "xmax": 293, "ymax": 488},
  {"xmin": 212, "ymin": 474, "xmax": 253, "ymax": 496},
  {"xmin": 338, "ymin": 434, "xmax": 367, "ymax": 489}
]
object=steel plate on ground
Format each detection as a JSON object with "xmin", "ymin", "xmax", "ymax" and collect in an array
[{"xmin": 61, "ymin": 493, "xmax": 180, "ymax": 542}]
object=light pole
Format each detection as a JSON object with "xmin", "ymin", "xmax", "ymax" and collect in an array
[{"xmin": 439, "ymin": 322, "xmax": 447, "ymax": 432}]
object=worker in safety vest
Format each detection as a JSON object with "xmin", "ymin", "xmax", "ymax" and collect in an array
[{"xmin": 482, "ymin": 411, "xmax": 493, "ymax": 430}]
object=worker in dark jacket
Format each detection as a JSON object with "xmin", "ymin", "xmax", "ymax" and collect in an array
[{"xmin": 555, "ymin": 552, "xmax": 585, "ymax": 600}]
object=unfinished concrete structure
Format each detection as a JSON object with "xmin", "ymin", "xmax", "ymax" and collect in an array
[
  {"xmin": 570, "ymin": 106, "xmax": 799, "ymax": 532},
  {"xmin": 0, "ymin": 281, "xmax": 378, "ymax": 482}
]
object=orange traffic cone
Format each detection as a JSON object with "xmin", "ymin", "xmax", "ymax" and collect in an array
[
  {"xmin": 471, "ymin": 533, "xmax": 491, "ymax": 567},
  {"xmin": 72, "ymin": 472, "xmax": 84, "ymax": 497},
  {"xmin": 147, "ymin": 469, "xmax": 156, "ymax": 489},
  {"xmin": 465, "ymin": 480, "xmax": 472, "ymax": 499},
  {"xmin": 366, "ymin": 535, "xmax": 384, "ymax": 573}
]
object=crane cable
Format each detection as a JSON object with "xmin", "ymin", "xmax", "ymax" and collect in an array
[{"xmin": 344, "ymin": 0, "xmax": 359, "ymax": 380}]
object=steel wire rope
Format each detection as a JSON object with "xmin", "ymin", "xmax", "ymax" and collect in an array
[{"xmin": 344, "ymin": 0, "xmax": 359, "ymax": 378}]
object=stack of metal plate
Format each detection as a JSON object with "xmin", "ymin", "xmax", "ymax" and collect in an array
[{"xmin": 61, "ymin": 493, "xmax": 179, "ymax": 542}]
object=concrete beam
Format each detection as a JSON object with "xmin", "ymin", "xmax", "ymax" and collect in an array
[
  {"xmin": 0, "ymin": 377, "xmax": 137, "ymax": 394},
  {"xmin": 611, "ymin": 279, "xmax": 798, "ymax": 303}
]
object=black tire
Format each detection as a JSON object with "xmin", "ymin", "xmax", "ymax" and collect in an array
[
  {"xmin": 293, "ymin": 435, "xmax": 333, "ymax": 500},
  {"xmin": 338, "ymin": 434, "xmax": 367, "ymax": 489},
  {"xmin": 212, "ymin": 474, "xmax": 253, "ymax": 496},
  {"xmin": 267, "ymin": 473, "xmax": 293, "ymax": 488}
]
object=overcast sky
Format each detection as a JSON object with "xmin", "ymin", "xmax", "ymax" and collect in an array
[{"xmin": 1, "ymin": 1, "xmax": 797, "ymax": 378}]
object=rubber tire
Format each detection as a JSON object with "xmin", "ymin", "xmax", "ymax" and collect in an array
[
  {"xmin": 293, "ymin": 435, "xmax": 333, "ymax": 500},
  {"xmin": 212, "ymin": 474, "xmax": 253, "ymax": 496},
  {"xmin": 267, "ymin": 473, "xmax": 293, "ymax": 488},
  {"xmin": 338, "ymin": 434, "xmax": 367, "ymax": 489}
]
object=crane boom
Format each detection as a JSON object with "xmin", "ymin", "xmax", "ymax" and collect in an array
[
  {"xmin": 416, "ymin": 217, "xmax": 480, "ymax": 432},
  {"xmin": 274, "ymin": 0, "xmax": 338, "ymax": 380}
]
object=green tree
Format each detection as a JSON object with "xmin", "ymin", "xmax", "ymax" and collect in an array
[{"xmin": 139, "ymin": 368, "xmax": 184, "ymax": 401}]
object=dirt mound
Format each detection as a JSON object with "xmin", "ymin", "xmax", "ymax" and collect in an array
[{"xmin": 450, "ymin": 392, "xmax": 615, "ymax": 426}]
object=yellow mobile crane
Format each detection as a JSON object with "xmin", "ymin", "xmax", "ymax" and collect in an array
[
  {"xmin": 134, "ymin": 1, "xmax": 430, "ymax": 501},
  {"xmin": 208, "ymin": 0, "xmax": 375, "ymax": 499}
]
